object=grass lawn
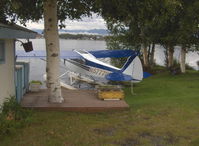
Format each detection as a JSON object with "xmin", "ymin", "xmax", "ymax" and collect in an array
[{"xmin": 1, "ymin": 71, "xmax": 199, "ymax": 146}]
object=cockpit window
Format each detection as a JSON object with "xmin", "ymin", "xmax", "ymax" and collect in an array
[{"xmin": 78, "ymin": 50, "xmax": 88, "ymax": 54}]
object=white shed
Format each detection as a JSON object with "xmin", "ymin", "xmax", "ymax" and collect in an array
[{"xmin": 0, "ymin": 23, "xmax": 37, "ymax": 106}]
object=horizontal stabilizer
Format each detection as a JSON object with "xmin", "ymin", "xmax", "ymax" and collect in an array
[
  {"xmin": 143, "ymin": 72, "xmax": 152, "ymax": 78},
  {"xmin": 105, "ymin": 72, "xmax": 133, "ymax": 81}
]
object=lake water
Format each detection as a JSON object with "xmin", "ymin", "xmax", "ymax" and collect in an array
[
  {"xmin": 17, "ymin": 39, "xmax": 107, "ymax": 51},
  {"xmin": 16, "ymin": 39, "xmax": 108, "ymax": 88},
  {"xmin": 16, "ymin": 39, "xmax": 199, "ymax": 87}
]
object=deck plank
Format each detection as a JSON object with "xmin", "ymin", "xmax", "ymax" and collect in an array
[{"xmin": 21, "ymin": 88, "xmax": 129, "ymax": 112}]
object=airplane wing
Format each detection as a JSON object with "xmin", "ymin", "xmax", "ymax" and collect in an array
[
  {"xmin": 16, "ymin": 50, "xmax": 82, "ymax": 59},
  {"xmin": 16, "ymin": 50, "xmax": 47, "ymax": 58},
  {"xmin": 16, "ymin": 49, "xmax": 139, "ymax": 59}
]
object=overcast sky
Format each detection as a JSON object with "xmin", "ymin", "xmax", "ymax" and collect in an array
[{"xmin": 20, "ymin": 14, "xmax": 107, "ymax": 30}]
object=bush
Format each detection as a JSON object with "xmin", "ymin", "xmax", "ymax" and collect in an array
[
  {"xmin": 0, "ymin": 97, "xmax": 32, "ymax": 136},
  {"xmin": 185, "ymin": 63, "xmax": 195, "ymax": 70}
]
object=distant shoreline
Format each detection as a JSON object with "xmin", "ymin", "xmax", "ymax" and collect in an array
[
  {"xmin": 36, "ymin": 33, "xmax": 108, "ymax": 41},
  {"xmin": 59, "ymin": 33, "xmax": 107, "ymax": 41}
]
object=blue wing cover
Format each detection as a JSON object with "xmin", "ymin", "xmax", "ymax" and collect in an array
[{"xmin": 90, "ymin": 50, "xmax": 139, "ymax": 58}]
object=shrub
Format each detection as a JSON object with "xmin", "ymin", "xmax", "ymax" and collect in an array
[
  {"xmin": 185, "ymin": 63, "xmax": 195, "ymax": 70},
  {"xmin": 0, "ymin": 97, "xmax": 32, "ymax": 136}
]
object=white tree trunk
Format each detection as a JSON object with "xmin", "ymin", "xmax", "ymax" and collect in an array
[
  {"xmin": 168, "ymin": 46, "xmax": 174, "ymax": 68},
  {"xmin": 180, "ymin": 47, "xmax": 186, "ymax": 73},
  {"xmin": 141, "ymin": 43, "xmax": 149, "ymax": 68},
  {"xmin": 150, "ymin": 43, "xmax": 155, "ymax": 66},
  {"xmin": 44, "ymin": 0, "xmax": 64, "ymax": 103}
]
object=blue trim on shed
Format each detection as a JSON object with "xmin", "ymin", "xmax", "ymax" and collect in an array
[{"xmin": 0, "ymin": 40, "xmax": 5, "ymax": 64}]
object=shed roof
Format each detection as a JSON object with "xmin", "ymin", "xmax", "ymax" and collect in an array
[{"xmin": 0, "ymin": 23, "xmax": 37, "ymax": 39}]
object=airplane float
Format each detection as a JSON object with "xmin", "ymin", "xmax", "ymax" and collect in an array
[{"xmin": 16, "ymin": 49, "xmax": 151, "ymax": 88}]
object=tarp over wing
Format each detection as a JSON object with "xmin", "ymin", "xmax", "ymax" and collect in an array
[
  {"xmin": 16, "ymin": 49, "xmax": 139, "ymax": 59},
  {"xmin": 89, "ymin": 50, "xmax": 139, "ymax": 58}
]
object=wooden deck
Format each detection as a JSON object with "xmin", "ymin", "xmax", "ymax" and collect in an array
[{"xmin": 21, "ymin": 88, "xmax": 129, "ymax": 112}]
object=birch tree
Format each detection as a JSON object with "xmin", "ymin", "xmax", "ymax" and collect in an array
[
  {"xmin": 141, "ymin": 44, "xmax": 149, "ymax": 68},
  {"xmin": 177, "ymin": 0, "xmax": 199, "ymax": 73},
  {"xmin": 44, "ymin": 0, "xmax": 63, "ymax": 102},
  {"xmin": 180, "ymin": 47, "xmax": 186, "ymax": 73}
]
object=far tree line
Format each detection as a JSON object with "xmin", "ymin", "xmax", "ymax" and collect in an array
[
  {"xmin": 59, "ymin": 33, "xmax": 105, "ymax": 40},
  {"xmin": 97, "ymin": 0, "xmax": 199, "ymax": 73}
]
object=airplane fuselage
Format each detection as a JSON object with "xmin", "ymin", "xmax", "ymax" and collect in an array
[{"xmin": 64, "ymin": 59, "xmax": 111, "ymax": 78}]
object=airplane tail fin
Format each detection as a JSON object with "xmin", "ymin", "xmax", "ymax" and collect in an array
[{"xmin": 121, "ymin": 56, "xmax": 143, "ymax": 82}]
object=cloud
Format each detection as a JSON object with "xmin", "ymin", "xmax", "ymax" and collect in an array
[
  {"xmin": 17, "ymin": 14, "xmax": 107, "ymax": 30},
  {"xmin": 22, "ymin": 20, "xmax": 44, "ymax": 30}
]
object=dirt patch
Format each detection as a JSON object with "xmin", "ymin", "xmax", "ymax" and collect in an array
[
  {"xmin": 139, "ymin": 132, "xmax": 151, "ymax": 137},
  {"xmin": 120, "ymin": 138, "xmax": 140, "ymax": 146},
  {"xmin": 139, "ymin": 132, "xmax": 179, "ymax": 146},
  {"xmin": 113, "ymin": 138, "xmax": 140, "ymax": 146},
  {"xmin": 93, "ymin": 127, "xmax": 116, "ymax": 136},
  {"xmin": 164, "ymin": 132, "xmax": 179, "ymax": 145}
]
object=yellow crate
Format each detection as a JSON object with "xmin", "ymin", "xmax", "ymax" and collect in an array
[{"xmin": 98, "ymin": 90, "xmax": 124, "ymax": 100}]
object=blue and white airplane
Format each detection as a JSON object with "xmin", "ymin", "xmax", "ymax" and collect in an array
[{"xmin": 16, "ymin": 49, "xmax": 151, "ymax": 83}]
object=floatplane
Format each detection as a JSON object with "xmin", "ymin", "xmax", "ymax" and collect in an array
[{"xmin": 17, "ymin": 49, "xmax": 151, "ymax": 89}]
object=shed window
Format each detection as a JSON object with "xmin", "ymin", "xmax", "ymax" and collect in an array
[{"xmin": 0, "ymin": 40, "xmax": 5, "ymax": 64}]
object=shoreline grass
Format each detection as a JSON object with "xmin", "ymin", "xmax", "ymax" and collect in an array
[{"xmin": 1, "ymin": 71, "xmax": 199, "ymax": 146}]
